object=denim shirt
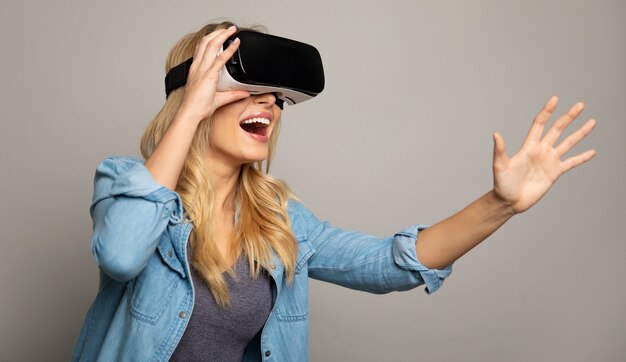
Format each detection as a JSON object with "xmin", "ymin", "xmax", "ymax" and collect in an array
[{"xmin": 72, "ymin": 157, "xmax": 452, "ymax": 362}]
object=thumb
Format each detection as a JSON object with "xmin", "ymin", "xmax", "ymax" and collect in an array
[
  {"xmin": 493, "ymin": 131, "xmax": 509, "ymax": 167},
  {"xmin": 214, "ymin": 90, "xmax": 251, "ymax": 109}
]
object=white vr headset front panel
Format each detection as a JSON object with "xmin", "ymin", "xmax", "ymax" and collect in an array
[{"xmin": 216, "ymin": 66, "xmax": 314, "ymax": 106}]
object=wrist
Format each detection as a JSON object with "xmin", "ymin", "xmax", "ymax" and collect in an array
[
  {"xmin": 488, "ymin": 190, "xmax": 517, "ymax": 218},
  {"xmin": 175, "ymin": 104, "xmax": 207, "ymax": 127}
]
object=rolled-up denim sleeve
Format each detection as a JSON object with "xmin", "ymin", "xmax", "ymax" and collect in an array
[
  {"xmin": 392, "ymin": 225, "xmax": 453, "ymax": 294},
  {"xmin": 90, "ymin": 156, "xmax": 184, "ymax": 281},
  {"xmin": 290, "ymin": 201, "xmax": 452, "ymax": 294}
]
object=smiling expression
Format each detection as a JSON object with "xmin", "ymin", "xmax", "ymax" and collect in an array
[{"xmin": 207, "ymin": 92, "xmax": 282, "ymax": 167}]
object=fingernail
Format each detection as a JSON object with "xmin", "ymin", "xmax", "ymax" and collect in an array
[{"xmin": 228, "ymin": 25, "xmax": 236, "ymax": 30}]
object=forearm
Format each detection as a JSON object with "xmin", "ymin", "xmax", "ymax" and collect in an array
[
  {"xmin": 415, "ymin": 190, "xmax": 516, "ymax": 269},
  {"xmin": 144, "ymin": 109, "xmax": 201, "ymax": 190}
]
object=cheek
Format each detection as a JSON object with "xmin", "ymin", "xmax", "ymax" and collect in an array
[
  {"xmin": 209, "ymin": 116, "xmax": 239, "ymax": 143},
  {"xmin": 274, "ymin": 106, "xmax": 282, "ymax": 119},
  {"xmin": 209, "ymin": 101, "xmax": 248, "ymax": 138}
]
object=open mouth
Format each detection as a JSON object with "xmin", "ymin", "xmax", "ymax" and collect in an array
[{"xmin": 239, "ymin": 117, "xmax": 270, "ymax": 137}]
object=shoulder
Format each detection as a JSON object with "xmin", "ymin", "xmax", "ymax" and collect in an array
[
  {"xmin": 286, "ymin": 199, "xmax": 323, "ymax": 237},
  {"xmin": 95, "ymin": 156, "xmax": 145, "ymax": 175},
  {"xmin": 91, "ymin": 156, "xmax": 160, "ymax": 202},
  {"xmin": 286, "ymin": 199, "xmax": 310, "ymax": 223}
]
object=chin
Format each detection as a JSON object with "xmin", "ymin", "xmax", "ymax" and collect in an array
[{"xmin": 240, "ymin": 152, "xmax": 269, "ymax": 164}]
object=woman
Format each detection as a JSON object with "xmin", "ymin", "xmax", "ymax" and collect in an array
[{"xmin": 72, "ymin": 21, "xmax": 596, "ymax": 361}]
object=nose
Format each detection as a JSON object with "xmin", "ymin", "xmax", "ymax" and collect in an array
[
  {"xmin": 253, "ymin": 92, "xmax": 276, "ymax": 106},
  {"xmin": 253, "ymin": 92, "xmax": 283, "ymax": 110}
]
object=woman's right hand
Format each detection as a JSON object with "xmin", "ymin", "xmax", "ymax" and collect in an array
[{"xmin": 177, "ymin": 25, "xmax": 250, "ymax": 123}]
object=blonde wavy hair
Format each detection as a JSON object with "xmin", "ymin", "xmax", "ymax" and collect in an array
[{"xmin": 140, "ymin": 21, "xmax": 298, "ymax": 307}]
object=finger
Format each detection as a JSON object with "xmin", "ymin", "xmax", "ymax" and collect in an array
[
  {"xmin": 200, "ymin": 25, "xmax": 237, "ymax": 69},
  {"xmin": 523, "ymin": 96, "xmax": 559, "ymax": 147},
  {"xmin": 555, "ymin": 118, "xmax": 596, "ymax": 157},
  {"xmin": 192, "ymin": 28, "xmax": 229, "ymax": 67},
  {"xmin": 560, "ymin": 149, "xmax": 596, "ymax": 174},
  {"xmin": 543, "ymin": 101, "xmax": 585, "ymax": 146},
  {"xmin": 208, "ymin": 37, "xmax": 241, "ymax": 73},
  {"xmin": 214, "ymin": 90, "xmax": 251, "ymax": 109},
  {"xmin": 493, "ymin": 131, "xmax": 509, "ymax": 169}
]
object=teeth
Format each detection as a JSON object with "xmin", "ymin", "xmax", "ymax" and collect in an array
[{"xmin": 241, "ymin": 117, "xmax": 270, "ymax": 126}]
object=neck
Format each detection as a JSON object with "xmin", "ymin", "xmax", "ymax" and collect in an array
[{"xmin": 203, "ymin": 155, "xmax": 242, "ymax": 213}]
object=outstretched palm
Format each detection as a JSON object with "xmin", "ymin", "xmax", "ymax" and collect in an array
[{"xmin": 492, "ymin": 96, "xmax": 596, "ymax": 214}]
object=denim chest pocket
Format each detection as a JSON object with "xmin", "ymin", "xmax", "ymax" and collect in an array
[
  {"xmin": 276, "ymin": 237, "xmax": 315, "ymax": 322},
  {"xmin": 127, "ymin": 234, "xmax": 183, "ymax": 325}
]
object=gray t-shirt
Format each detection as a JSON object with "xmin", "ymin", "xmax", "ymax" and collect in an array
[{"xmin": 170, "ymin": 254, "xmax": 272, "ymax": 361}]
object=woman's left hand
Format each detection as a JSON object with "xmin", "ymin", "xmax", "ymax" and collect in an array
[{"xmin": 492, "ymin": 96, "xmax": 596, "ymax": 214}]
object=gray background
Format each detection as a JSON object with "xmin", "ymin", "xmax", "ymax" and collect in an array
[{"xmin": 1, "ymin": 0, "xmax": 624, "ymax": 361}]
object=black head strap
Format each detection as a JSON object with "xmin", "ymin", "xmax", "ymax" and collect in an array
[{"xmin": 164, "ymin": 57, "xmax": 193, "ymax": 98}]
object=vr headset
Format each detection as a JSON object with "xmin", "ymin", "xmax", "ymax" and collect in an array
[{"xmin": 165, "ymin": 30, "xmax": 325, "ymax": 109}]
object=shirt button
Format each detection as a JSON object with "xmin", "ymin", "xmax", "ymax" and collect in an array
[
  {"xmin": 179, "ymin": 311, "xmax": 187, "ymax": 318},
  {"xmin": 265, "ymin": 350, "xmax": 271, "ymax": 357},
  {"xmin": 270, "ymin": 264, "xmax": 276, "ymax": 269},
  {"xmin": 168, "ymin": 250, "xmax": 173, "ymax": 258}
]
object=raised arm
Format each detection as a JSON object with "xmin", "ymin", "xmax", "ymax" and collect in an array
[
  {"xmin": 144, "ymin": 26, "xmax": 250, "ymax": 190},
  {"xmin": 415, "ymin": 96, "xmax": 597, "ymax": 269}
]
